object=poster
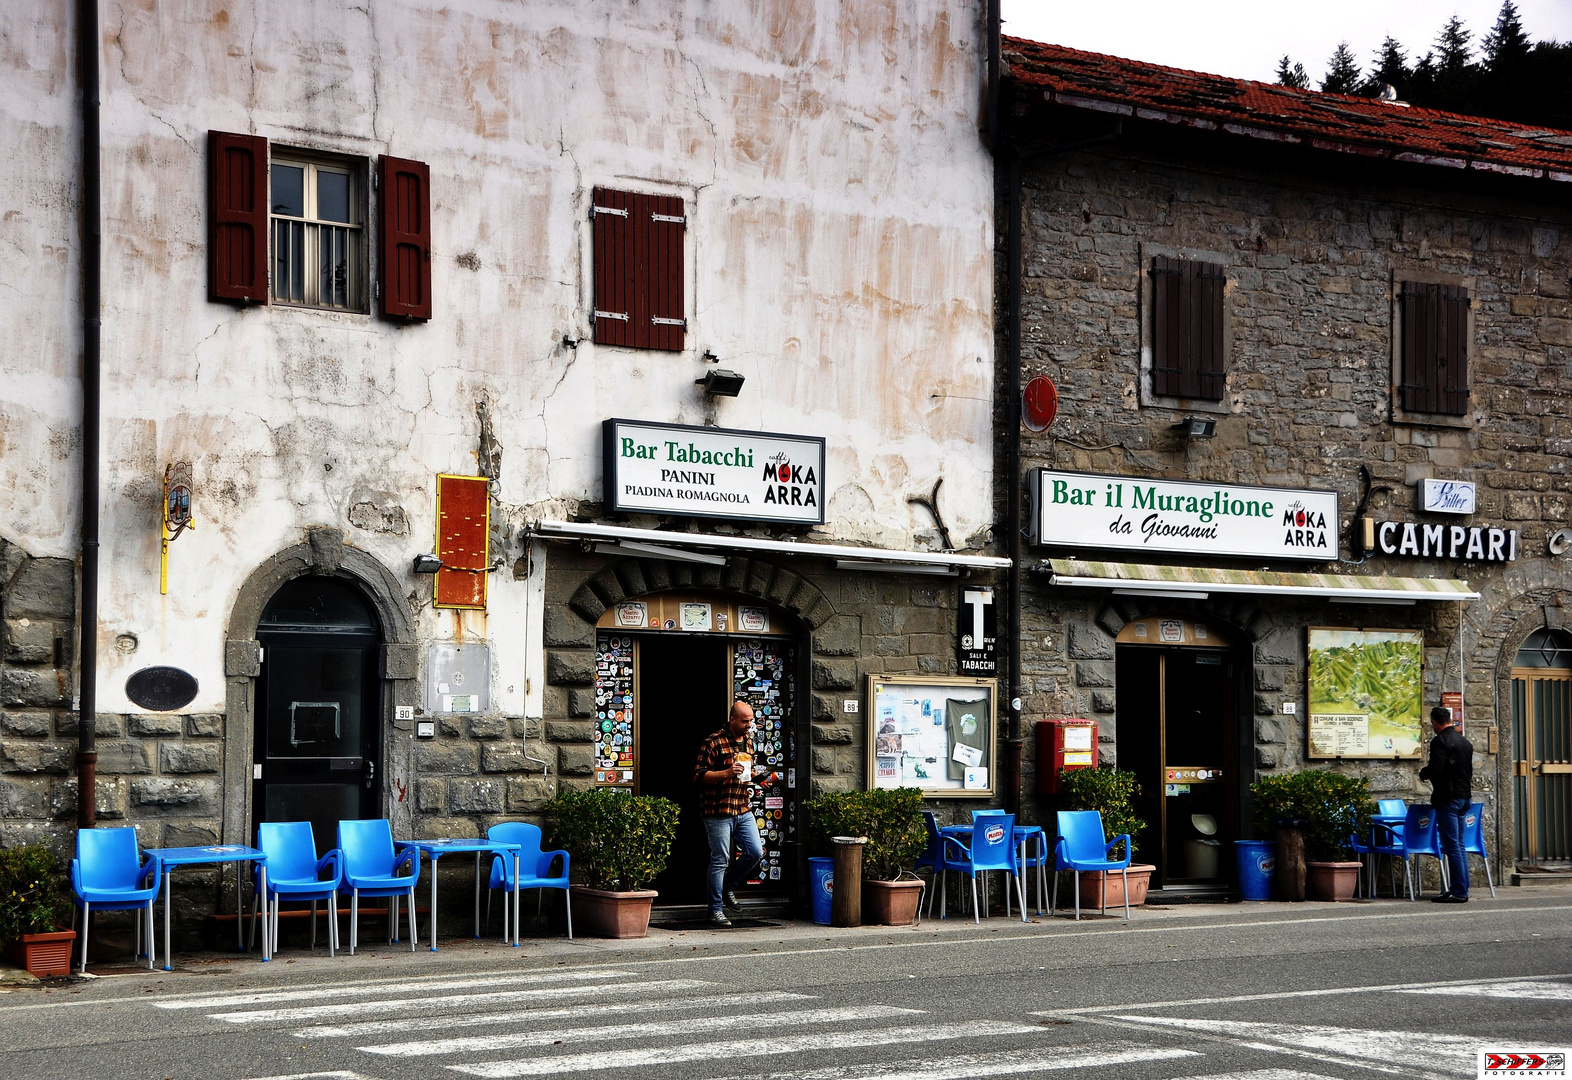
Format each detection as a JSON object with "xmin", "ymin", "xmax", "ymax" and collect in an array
[
  {"xmin": 1307, "ymin": 628, "xmax": 1424, "ymax": 759},
  {"xmin": 867, "ymin": 675, "xmax": 997, "ymax": 796}
]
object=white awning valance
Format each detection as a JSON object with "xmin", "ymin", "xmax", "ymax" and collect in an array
[{"xmin": 1041, "ymin": 558, "xmax": 1478, "ymax": 603}]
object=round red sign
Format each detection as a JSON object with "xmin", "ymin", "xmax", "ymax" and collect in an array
[{"xmin": 1023, "ymin": 375, "xmax": 1058, "ymax": 432}]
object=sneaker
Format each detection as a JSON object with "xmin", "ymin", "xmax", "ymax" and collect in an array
[
  {"xmin": 722, "ymin": 890, "xmax": 742, "ymax": 913},
  {"xmin": 1433, "ymin": 893, "xmax": 1469, "ymax": 904},
  {"xmin": 709, "ymin": 911, "xmax": 732, "ymax": 927}
]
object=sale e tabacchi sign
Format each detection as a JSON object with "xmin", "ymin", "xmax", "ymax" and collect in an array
[{"xmin": 1030, "ymin": 469, "xmax": 1339, "ymax": 561}]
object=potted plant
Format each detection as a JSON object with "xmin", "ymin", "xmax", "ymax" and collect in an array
[
  {"xmin": 1251, "ymin": 770, "xmax": 1372, "ymax": 902},
  {"xmin": 0, "ymin": 844, "xmax": 74, "ymax": 976},
  {"xmin": 805, "ymin": 788, "xmax": 928, "ymax": 926},
  {"xmin": 544, "ymin": 787, "xmax": 679, "ymax": 938},
  {"xmin": 1057, "ymin": 766, "xmax": 1154, "ymax": 910}
]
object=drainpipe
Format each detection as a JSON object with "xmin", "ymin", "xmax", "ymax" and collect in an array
[{"xmin": 77, "ymin": 0, "xmax": 102, "ymax": 828}]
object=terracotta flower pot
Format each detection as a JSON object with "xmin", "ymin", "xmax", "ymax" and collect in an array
[
  {"xmin": 1306, "ymin": 860, "xmax": 1361, "ymax": 902},
  {"xmin": 570, "ymin": 886, "xmax": 657, "ymax": 939},
  {"xmin": 12, "ymin": 929, "xmax": 75, "ymax": 977},
  {"xmin": 862, "ymin": 878, "xmax": 924, "ymax": 926},
  {"xmin": 1075, "ymin": 864, "xmax": 1154, "ymax": 911}
]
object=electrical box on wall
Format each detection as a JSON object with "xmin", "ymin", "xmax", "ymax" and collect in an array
[
  {"xmin": 1036, "ymin": 719, "xmax": 1098, "ymax": 795},
  {"xmin": 426, "ymin": 643, "xmax": 491, "ymax": 715}
]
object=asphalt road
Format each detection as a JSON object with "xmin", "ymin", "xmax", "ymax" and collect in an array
[{"xmin": 2, "ymin": 889, "xmax": 1569, "ymax": 1080}]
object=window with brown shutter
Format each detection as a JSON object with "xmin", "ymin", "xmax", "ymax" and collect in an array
[
  {"xmin": 1151, "ymin": 256, "xmax": 1226, "ymax": 401},
  {"xmin": 1400, "ymin": 282, "xmax": 1469, "ymax": 415},
  {"xmin": 379, "ymin": 155, "xmax": 432, "ymax": 321},
  {"xmin": 208, "ymin": 131, "xmax": 269, "ymax": 304},
  {"xmin": 592, "ymin": 187, "xmax": 686, "ymax": 351}
]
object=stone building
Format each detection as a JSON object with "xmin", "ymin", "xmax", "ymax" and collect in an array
[
  {"xmin": 998, "ymin": 41, "xmax": 1572, "ymax": 892},
  {"xmin": 0, "ymin": 0, "xmax": 1003, "ymax": 936}
]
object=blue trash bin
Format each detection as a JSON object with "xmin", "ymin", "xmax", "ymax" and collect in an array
[
  {"xmin": 809, "ymin": 857, "xmax": 834, "ymax": 925},
  {"xmin": 1235, "ymin": 840, "xmax": 1274, "ymax": 900}
]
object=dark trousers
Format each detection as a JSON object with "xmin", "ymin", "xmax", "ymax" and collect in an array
[{"xmin": 1435, "ymin": 796, "xmax": 1470, "ymax": 897}]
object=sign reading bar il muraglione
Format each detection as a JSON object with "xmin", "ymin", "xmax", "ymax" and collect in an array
[
  {"xmin": 1030, "ymin": 469, "xmax": 1339, "ymax": 561},
  {"xmin": 603, "ymin": 418, "xmax": 827, "ymax": 525}
]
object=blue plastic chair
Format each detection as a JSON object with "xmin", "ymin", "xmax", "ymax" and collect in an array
[
  {"xmin": 1377, "ymin": 799, "xmax": 1406, "ymax": 818},
  {"xmin": 938, "ymin": 813, "xmax": 1024, "ymax": 924},
  {"xmin": 251, "ymin": 822, "xmax": 343, "ymax": 956},
  {"xmin": 71, "ymin": 827, "xmax": 160, "ymax": 973},
  {"xmin": 484, "ymin": 823, "xmax": 573, "ymax": 940},
  {"xmin": 915, "ymin": 812, "xmax": 942, "ymax": 918},
  {"xmin": 1052, "ymin": 810, "xmax": 1132, "ymax": 921},
  {"xmin": 1391, "ymin": 804, "xmax": 1448, "ymax": 900},
  {"xmin": 337, "ymin": 819, "xmax": 419, "ymax": 954},
  {"xmin": 972, "ymin": 810, "xmax": 1047, "ymax": 914},
  {"xmin": 1463, "ymin": 801, "xmax": 1497, "ymax": 898}
]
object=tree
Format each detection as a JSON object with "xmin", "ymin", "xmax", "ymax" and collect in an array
[
  {"xmin": 1434, "ymin": 15, "xmax": 1474, "ymax": 74},
  {"xmin": 1360, "ymin": 37, "xmax": 1412, "ymax": 98},
  {"xmin": 1320, "ymin": 42, "xmax": 1362, "ymax": 95},
  {"xmin": 1482, "ymin": 1, "xmax": 1531, "ymax": 71},
  {"xmin": 1276, "ymin": 54, "xmax": 1310, "ymax": 90}
]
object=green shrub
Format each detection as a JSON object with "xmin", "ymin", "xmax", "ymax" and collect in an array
[
  {"xmin": 0, "ymin": 845, "xmax": 71, "ymax": 943},
  {"xmin": 1058, "ymin": 766, "xmax": 1146, "ymax": 861},
  {"xmin": 804, "ymin": 788, "xmax": 928, "ymax": 881},
  {"xmin": 544, "ymin": 788, "xmax": 679, "ymax": 892},
  {"xmin": 1250, "ymin": 769, "xmax": 1374, "ymax": 861}
]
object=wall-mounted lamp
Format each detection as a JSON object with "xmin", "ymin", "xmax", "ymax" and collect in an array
[
  {"xmin": 411, "ymin": 554, "xmax": 444, "ymax": 574},
  {"xmin": 696, "ymin": 368, "xmax": 746, "ymax": 397},
  {"xmin": 1173, "ymin": 417, "xmax": 1216, "ymax": 439}
]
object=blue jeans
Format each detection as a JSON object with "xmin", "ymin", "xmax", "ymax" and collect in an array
[
  {"xmin": 703, "ymin": 813, "xmax": 763, "ymax": 913},
  {"xmin": 1435, "ymin": 797, "xmax": 1470, "ymax": 897}
]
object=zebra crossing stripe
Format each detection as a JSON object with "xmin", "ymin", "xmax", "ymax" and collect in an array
[
  {"xmin": 156, "ymin": 968, "xmax": 638, "ymax": 1011},
  {"xmin": 1106, "ymin": 1016, "xmax": 1477, "ymax": 1071},
  {"xmin": 700, "ymin": 1045, "xmax": 1202, "ymax": 1080},
  {"xmin": 1394, "ymin": 979, "xmax": 1572, "ymax": 1001},
  {"xmin": 446, "ymin": 1021, "xmax": 1045, "ymax": 1077},
  {"xmin": 296, "ymin": 990, "xmax": 816, "ymax": 1039},
  {"xmin": 359, "ymin": 1005, "xmax": 921, "ymax": 1058},
  {"xmin": 212, "ymin": 978, "xmax": 712, "ymax": 1024}
]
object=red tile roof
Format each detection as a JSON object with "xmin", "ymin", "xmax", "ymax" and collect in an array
[{"xmin": 1004, "ymin": 36, "xmax": 1572, "ymax": 184}]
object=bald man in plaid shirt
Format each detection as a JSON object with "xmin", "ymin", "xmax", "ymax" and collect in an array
[{"xmin": 693, "ymin": 700, "xmax": 774, "ymax": 926}]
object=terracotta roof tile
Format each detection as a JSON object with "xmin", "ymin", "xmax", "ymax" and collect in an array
[{"xmin": 1004, "ymin": 37, "xmax": 1572, "ymax": 183}]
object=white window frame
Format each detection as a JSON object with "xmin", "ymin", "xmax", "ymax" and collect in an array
[{"xmin": 270, "ymin": 154, "xmax": 366, "ymax": 312}]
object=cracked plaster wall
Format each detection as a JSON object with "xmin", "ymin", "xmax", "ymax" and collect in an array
[{"xmin": 1, "ymin": 0, "xmax": 996, "ymax": 715}]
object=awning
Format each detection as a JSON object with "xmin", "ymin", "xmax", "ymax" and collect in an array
[
  {"xmin": 1041, "ymin": 558, "xmax": 1478, "ymax": 603},
  {"xmin": 533, "ymin": 520, "xmax": 1012, "ymax": 572}
]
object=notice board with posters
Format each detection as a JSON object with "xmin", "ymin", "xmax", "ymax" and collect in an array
[
  {"xmin": 867, "ymin": 675, "xmax": 996, "ymax": 797},
  {"xmin": 1307, "ymin": 627, "xmax": 1425, "ymax": 759}
]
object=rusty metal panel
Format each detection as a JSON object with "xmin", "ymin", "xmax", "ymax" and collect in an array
[{"xmin": 434, "ymin": 474, "xmax": 489, "ymax": 609}]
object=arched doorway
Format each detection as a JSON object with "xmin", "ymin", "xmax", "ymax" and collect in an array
[
  {"xmin": 253, "ymin": 576, "xmax": 384, "ymax": 855},
  {"xmin": 1114, "ymin": 615, "xmax": 1247, "ymax": 890},
  {"xmin": 1511, "ymin": 628, "xmax": 1572, "ymax": 867},
  {"xmin": 592, "ymin": 590, "xmax": 804, "ymax": 906}
]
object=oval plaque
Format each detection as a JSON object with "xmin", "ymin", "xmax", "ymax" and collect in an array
[{"xmin": 125, "ymin": 666, "xmax": 199, "ymax": 712}]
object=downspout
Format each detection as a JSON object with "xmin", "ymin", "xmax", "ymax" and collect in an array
[{"xmin": 77, "ymin": 0, "xmax": 101, "ymax": 827}]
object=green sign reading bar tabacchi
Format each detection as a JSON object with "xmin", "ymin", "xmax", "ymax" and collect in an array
[{"xmin": 602, "ymin": 418, "xmax": 827, "ymax": 526}]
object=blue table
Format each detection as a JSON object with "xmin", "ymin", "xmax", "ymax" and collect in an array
[
  {"xmin": 938, "ymin": 824, "xmax": 1032, "ymax": 922},
  {"xmin": 398, "ymin": 839, "xmax": 522, "ymax": 952},
  {"xmin": 1364, "ymin": 813, "xmax": 1407, "ymax": 897},
  {"xmin": 147, "ymin": 845, "xmax": 269, "ymax": 970}
]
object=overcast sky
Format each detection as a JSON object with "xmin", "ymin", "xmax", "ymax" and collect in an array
[{"xmin": 1001, "ymin": 1, "xmax": 1572, "ymax": 86}]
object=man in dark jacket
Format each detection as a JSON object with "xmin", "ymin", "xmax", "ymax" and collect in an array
[{"xmin": 1418, "ymin": 705, "xmax": 1473, "ymax": 903}]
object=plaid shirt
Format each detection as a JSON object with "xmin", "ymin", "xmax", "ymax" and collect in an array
[{"xmin": 694, "ymin": 728, "xmax": 752, "ymax": 818}]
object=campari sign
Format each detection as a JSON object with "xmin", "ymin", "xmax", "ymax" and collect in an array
[
  {"xmin": 1030, "ymin": 469, "xmax": 1339, "ymax": 562},
  {"xmin": 603, "ymin": 418, "xmax": 827, "ymax": 525}
]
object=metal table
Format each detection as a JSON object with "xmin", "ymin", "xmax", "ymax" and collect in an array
[
  {"xmin": 938, "ymin": 824, "xmax": 1031, "ymax": 922},
  {"xmin": 146, "ymin": 845, "xmax": 269, "ymax": 970},
  {"xmin": 398, "ymin": 839, "xmax": 522, "ymax": 952}
]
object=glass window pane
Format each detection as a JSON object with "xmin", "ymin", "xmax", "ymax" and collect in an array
[
  {"xmin": 316, "ymin": 170, "xmax": 351, "ymax": 223},
  {"xmin": 272, "ymin": 164, "xmax": 304, "ymax": 217}
]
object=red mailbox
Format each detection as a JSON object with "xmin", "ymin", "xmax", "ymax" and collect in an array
[{"xmin": 1036, "ymin": 719, "xmax": 1098, "ymax": 795}]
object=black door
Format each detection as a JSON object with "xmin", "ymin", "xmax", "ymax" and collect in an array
[
  {"xmin": 254, "ymin": 577, "xmax": 382, "ymax": 856},
  {"xmin": 637, "ymin": 635, "xmax": 731, "ymax": 904}
]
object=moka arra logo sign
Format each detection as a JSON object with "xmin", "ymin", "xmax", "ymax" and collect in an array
[
  {"xmin": 1031, "ymin": 469, "xmax": 1339, "ymax": 561},
  {"xmin": 603, "ymin": 419, "xmax": 826, "ymax": 525}
]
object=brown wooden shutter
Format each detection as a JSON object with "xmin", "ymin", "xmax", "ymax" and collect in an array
[
  {"xmin": 379, "ymin": 155, "xmax": 432, "ymax": 321},
  {"xmin": 1401, "ymin": 282, "xmax": 1470, "ymax": 415},
  {"xmin": 1152, "ymin": 256, "xmax": 1225, "ymax": 401},
  {"xmin": 208, "ymin": 131, "xmax": 268, "ymax": 304},
  {"xmin": 593, "ymin": 187, "xmax": 685, "ymax": 351}
]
